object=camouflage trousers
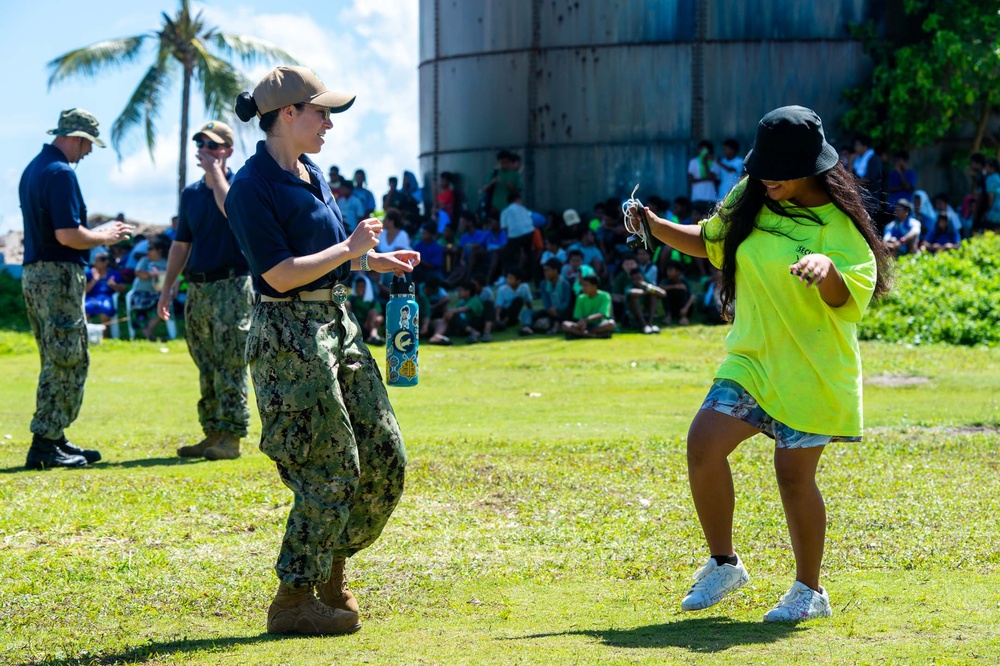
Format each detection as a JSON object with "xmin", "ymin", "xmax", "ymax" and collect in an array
[
  {"xmin": 246, "ymin": 300, "xmax": 407, "ymax": 587},
  {"xmin": 185, "ymin": 276, "xmax": 253, "ymax": 436},
  {"xmin": 22, "ymin": 262, "xmax": 89, "ymax": 440}
]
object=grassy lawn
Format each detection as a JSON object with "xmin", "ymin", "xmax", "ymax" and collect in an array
[{"xmin": 1, "ymin": 327, "xmax": 998, "ymax": 665}]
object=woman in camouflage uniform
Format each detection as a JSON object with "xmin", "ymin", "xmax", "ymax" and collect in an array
[{"xmin": 228, "ymin": 66, "xmax": 419, "ymax": 636}]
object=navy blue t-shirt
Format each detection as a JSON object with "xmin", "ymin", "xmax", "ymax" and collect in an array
[
  {"xmin": 226, "ymin": 141, "xmax": 350, "ymax": 298},
  {"xmin": 176, "ymin": 170, "xmax": 248, "ymax": 274},
  {"xmin": 19, "ymin": 144, "xmax": 89, "ymax": 265}
]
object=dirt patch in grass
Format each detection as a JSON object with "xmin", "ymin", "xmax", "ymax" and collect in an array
[
  {"xmin": 869, "ymin": 424, "xmax": 1000, "ymax": 436},
  {"xmin": 866, "ymin": 374, "xmax": 931, "ymax": 387},
  {"xmin": 933, "ymin": 425, "xmax": 1000, "ymax": 436}
]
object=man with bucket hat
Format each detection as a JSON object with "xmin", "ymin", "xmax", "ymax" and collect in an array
[
  {"xmin": 19, "ymin": 108, "xmax": 134, "ymax": 469},
  {"xmin": 156, "ymin": 120, "xmax": 253, "ymax": 462}
]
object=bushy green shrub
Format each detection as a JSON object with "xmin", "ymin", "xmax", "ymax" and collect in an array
[
  {"xmin": 859, "ymin": 233, "xmax": 1000, "ymax": 346},
  {"xmin": 0, "ymin": 271, "xmax": 29, "ymax": 332}
]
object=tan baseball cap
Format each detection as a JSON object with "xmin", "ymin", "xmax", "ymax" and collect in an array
[
  {"xmin": 193, "ymin": 120, "xmax": 234, "ymax": 146},
  {"xmin": 252, "ymin": 66, "xmax": 356, "ymax": 116},
  {"xmin": 48, "ymin": 108, "xmax": 106, "ymax": 148}
]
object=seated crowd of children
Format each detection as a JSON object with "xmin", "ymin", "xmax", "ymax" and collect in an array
[{"xmin": 348, "ymin": 192, "xmax": 727, "ymax": 345}]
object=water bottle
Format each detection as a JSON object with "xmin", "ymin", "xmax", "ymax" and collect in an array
[{"xmin": 385, "ymin": 275, "xmax": 419, "ymax": 386}]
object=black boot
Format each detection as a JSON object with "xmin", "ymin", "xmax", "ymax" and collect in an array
[
  {"xmin": 25, "ymin": 435, "xmax": 88, "ymax": 470},
  {"xmin": 56, "ymin": 438, "xmax": 101, "ymax": 464}
]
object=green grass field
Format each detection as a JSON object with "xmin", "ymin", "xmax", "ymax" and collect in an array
[{"xmin": 1, "ymin": 327, "xmax": 999, "ymax": 665}]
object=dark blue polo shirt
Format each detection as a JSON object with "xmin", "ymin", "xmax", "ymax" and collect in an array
[
  {"xmin": 19, "ymin": 144, "xmax": 89, "ymax": 265},
  {"xmin": 226, "ymin": 141, "xmax": 350, "ymax": 298},
  {"xmin": 176, "ymin": 170, "xmax": 248, "ymax": 275}
]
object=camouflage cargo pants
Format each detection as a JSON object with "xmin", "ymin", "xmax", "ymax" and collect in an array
[
  {"xmin": 246, "ymin": 300, "xmax": 407, "ymax": 587},
  {"xmin": 22, "ymin": 262, "xmax": 89, "ymax": 440},
  {"xmin": 185, "ymin": 276, "xmax": 253, "ymax": 436}
]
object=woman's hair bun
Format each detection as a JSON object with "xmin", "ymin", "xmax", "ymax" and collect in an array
[{"xmin": 234, "ymin": 92, "xmax": 258, "ymax": 122}]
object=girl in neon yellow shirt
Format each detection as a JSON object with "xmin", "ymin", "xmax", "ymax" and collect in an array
[{"xmin": 632, "ymin": 106, "xmax": 892, "ymax": 622}]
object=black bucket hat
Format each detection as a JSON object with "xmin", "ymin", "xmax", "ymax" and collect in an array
[{"xmin": 743, "ymin": 105, "xmax": 839, "ymax": 181}]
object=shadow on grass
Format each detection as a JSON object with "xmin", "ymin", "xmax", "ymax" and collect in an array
[
  {"xmin": 0, "ymin": 457, "xmax": 205, "ymax": 474},
  {"xmin": 15, "ymin": 633, "xmax": 308, "ymax": 666},
  {"xmin": 509, "ymin": 616, "xmax": 804, "ymax": 652}
]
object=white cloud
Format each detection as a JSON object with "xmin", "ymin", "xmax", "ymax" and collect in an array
[
  {"xmin": 197, "ymin": 1, "xmax": 421, "ymax": 198},
  {"xmin": 1, "ymin": 2, "xmax": 421, "ymax": 246}
]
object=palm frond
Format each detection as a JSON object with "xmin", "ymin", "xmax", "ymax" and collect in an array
[
  {"xmin": 47, "ymin": 36, "xmax": 148, "ymax": 88},
  {"xmin": 208, "ymin": 32, "xmax": 299, "ymax": 67},
  {"xmin": 191, "ymin": 40, "xmax": 249, "ymax": 121},
  {"xmin": 110, "ymin": 53, "xmax": 174, "ymax": 160}
]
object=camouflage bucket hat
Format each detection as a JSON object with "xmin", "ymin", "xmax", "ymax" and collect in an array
[{"xmin": 47, "ymin": 108, "xmax": 106, "ymax": 148}]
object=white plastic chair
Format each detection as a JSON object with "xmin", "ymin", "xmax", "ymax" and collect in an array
[{"xmin": 109, "ymin": 293, "xmax": 121, "ymax": 339}]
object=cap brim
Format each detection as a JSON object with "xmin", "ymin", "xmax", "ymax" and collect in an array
[
  {"xmin": 309, "ymin": 90, "xmax": 356, "ymax": 113},
  {"xmin": 65, "ymin": 130, "xmax": 106, "ymax": 148},
  {"xmin": 194, "ymin": 130, "xmax": 229, "ymax": 146},
  {"xmin": 744, "ymin": 142, "xmax": 838, "ymax": 181}
]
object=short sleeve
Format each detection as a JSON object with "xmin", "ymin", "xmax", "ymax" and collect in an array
[
  {"xmin": 699, "ymin": 212, "xmax": 725, "ymax": 269},
  {"xmin": 824, "ymin": 221, "xmax": 877, "ymax": 324},
  {"xmin": 175, "ymin": 188, "xmax": 194, "ymax": 243},
  {"xmin": 47, "ymin": 169, "xmax": 85, "ymax": 231},
  {"xmin": 225, "ymin": 180, "xmax": 294, "ymax": 276},
  {"xmin": 599, "ymin": 292, "xmax": 612, "ymax": 317}
]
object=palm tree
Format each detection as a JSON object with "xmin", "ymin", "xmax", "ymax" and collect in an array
[{"xmin": 47, "ymin": 0, "xmax": 297, "ymax": 200}]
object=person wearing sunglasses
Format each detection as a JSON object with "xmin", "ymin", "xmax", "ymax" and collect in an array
[
  {"xmin": 156, "ymin": 120, "xmax": 253, "ymax": 462},
  {"xmin": 228, "ymin": 66, "xmax": 419, "ymax": 636}
]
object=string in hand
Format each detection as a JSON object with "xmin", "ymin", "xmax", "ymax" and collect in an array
[{"xmin": 622, "ymin": 183, "xmax": 653, "ymax": 251}]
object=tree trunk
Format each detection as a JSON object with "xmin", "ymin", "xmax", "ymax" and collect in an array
[
  {"xmin": 971, "ymin": 102, "xmax": 992, "ymax": 153},
  {"xmin": 179, "ymin": 59, "xmax": 193, "ymax": 205}
]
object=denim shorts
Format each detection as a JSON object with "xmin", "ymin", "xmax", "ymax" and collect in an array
[{"xmin": 700, "ymin": 379, "xmax": 862, "ymax": 449}]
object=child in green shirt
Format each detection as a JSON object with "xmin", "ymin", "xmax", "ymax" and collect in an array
[{"xmin": 560, "ymin": 274, "xmax": 615, "ymax": 339}]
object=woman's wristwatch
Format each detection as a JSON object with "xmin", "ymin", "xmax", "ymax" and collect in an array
[{"xmin": 359, "ymin": 251, "xmax": 371, "ymax": 271}]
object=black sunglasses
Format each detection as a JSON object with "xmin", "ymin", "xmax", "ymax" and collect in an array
[{"xmin": 194, "ymin": 138, "xmax": 222, "ymax": 150}]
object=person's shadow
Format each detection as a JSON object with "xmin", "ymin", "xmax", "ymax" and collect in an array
[
  {"xmin": 14, "ymin": 633, "xmax": 309, "ymax": 666},
  {"xmin": 0, "ymin": 457, "xmax": 210, "ymax": 474},
  {"xmin": 509, "ymin": 616, "xmax": 803, "ymax": 653}
]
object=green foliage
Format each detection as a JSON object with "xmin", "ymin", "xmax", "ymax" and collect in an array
[
  {"xmin": 0, "ymin": 271, "xmax": 29, "ymax": 331},
  {"xmin": 860, "ymin": 233, "xmax": 1000, "ymax": 346},
  {"xmin": 842, "ymin": 0, "xmax": 1000, "ymax": 151}
]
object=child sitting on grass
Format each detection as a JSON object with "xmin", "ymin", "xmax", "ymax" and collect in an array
[
  {"xmin": 348, "ymin": 277, "xmax": 385, "ymax": 345},
  {"xmin": 561, "ymin": 274, "xmax": 615, "ymax": 339},
  {"xmin": 428, "ymin": 281, "xmax": 485, "ymax": 345}
]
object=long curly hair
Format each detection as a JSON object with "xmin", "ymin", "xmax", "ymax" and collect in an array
[{"xmin": 708, "ymin": 163, "xmax": 892, "ymax": 321}]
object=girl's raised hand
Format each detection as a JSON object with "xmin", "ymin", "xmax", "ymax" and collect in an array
[{"xmin": 790, "ymin": 253, "xmax": 834, "ymax": 288}]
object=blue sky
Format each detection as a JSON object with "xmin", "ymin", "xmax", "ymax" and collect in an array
[{"xmin": 0, "ymin": 0, "xmax": 419, "ymax": 238}]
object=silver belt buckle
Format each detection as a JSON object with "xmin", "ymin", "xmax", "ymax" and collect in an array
[{"xmin": 332, "ymin": 283, "xmax": 349, "ymax": 305}]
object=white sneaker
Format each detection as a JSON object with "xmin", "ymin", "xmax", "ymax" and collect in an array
[
  {"xmin": 680, "ymin": 556, "xmax": 749, "ymax": 611},
  {"xmin": 763, "ymin": 581, "xmax": 832, "ymax": 622}
]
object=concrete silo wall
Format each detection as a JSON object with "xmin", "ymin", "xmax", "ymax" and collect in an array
[{"xmin": 420, "ymin": 0, "xmax": 877, "ymax": 214}]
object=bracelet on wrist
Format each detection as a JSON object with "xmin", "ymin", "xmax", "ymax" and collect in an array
[{"xmin": 359, "ymin": 251, "xmax": 371, "ymax": 271}]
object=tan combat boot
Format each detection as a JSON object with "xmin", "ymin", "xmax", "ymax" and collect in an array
[
  {"xmin": 317, "ymin": 557, "xmax": 360, "ymax": 614},
  {"xmin": 204, "ymin": 432, "xmax": 241, "ymax": 461},
  {"xmin": 266, "ymin": 582, "xmax": 361, "ymax": 635},
  {"xmin": 177, "ymin": 431, "xmax": 220, "ymax": 458}
]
